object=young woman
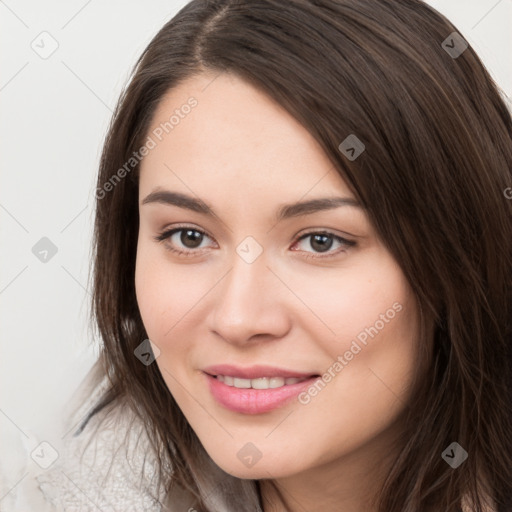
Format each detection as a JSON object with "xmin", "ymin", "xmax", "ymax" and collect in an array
[{"xmin": 31, "ymin": 0, "xmax": 512, "ymax": 511}]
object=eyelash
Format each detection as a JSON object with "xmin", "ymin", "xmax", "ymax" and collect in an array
[{"xmin": 154, "ymin": 224, "xmax": 356, "ymax": 260}]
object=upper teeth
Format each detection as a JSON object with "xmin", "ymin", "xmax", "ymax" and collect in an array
[{"xmin": 216, "ymin": 375, "xmax": 308, "ymax": 389}]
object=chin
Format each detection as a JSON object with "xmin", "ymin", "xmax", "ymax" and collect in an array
[{"xmin": 205, "ymin": 446, "xmax": 305, "ymax": 480}]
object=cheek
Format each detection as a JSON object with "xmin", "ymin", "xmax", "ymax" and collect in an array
[
  {"xmin": 274, "ymin": 256, "xmax": 413, "ymax": 356},
  {"xmin": 289, "ymin": 255, "xmax": 420, "ymax": 411},
  {"xmin": 135, "ymin": 243, "xmax": 202, "ymax": 338},
  {"xmin": 135, "ymin": 250, "xmax": 204, "ymax": 400}
]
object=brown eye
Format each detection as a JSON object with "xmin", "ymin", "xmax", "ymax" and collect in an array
[
  {"xmin": 292, "ymin": 231, "xmax": 356, "ymax": 259},
  {"xmin": 154, "ymin": 226, "xmax": 214, "ymax": 256},
  {"xmin": 179, "ymin": 229, "xmax": 204, "ymax": 248},
  {"xmin": 309, "ymin": 234, "xmax": 334, "ymax": 252}
]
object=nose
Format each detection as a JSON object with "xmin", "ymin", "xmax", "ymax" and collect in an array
[{"xmin": 208, "ymin": 252, "xmax": 292, "ymax": 346}]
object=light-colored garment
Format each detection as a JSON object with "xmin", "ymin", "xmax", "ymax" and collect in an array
[{"xmin": 9, "ymin": 363, "xmax": 195, "ymax": 512}]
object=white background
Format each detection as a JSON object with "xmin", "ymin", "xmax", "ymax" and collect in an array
[{"xmin": 1, "ymin": 0, "xmax": 511, "ymax": 506}]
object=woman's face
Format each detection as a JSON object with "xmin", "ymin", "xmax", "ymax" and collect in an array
[{"xmin": 135, "ymin": 71, "xmax": 421, "ymax": 481}]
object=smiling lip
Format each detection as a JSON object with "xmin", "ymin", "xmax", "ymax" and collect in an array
[
  {"xmin": 203, "ymin": 364, "xmax": 316, "ymax": 380},
  {"xmin": 202, "ymin": 364, "xmax": 319, "ymax": 414}
]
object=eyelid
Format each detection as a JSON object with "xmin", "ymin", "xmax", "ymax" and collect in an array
[
  {"xmin": 153, "ymin": 223, "xmax": 216, "ymax": 248},
  {"xmin": 154, "ymin": 224, "xmax": 356, "ymax": 258},
  {"xmin": 291, "ymin": 230, "xmax": 356, "ymax": 259}
]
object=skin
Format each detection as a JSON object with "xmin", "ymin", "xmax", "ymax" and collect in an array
[{"xmin": 135, "ymin": 71, "xmax": 424, "ymax": 512}]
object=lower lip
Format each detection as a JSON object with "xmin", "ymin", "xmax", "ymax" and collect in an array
[{"xmin": 205, "ymin": 373, "xmax": 318, "ymax": 414}]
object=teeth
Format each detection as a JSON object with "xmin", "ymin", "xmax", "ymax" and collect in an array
[
  {"xmin": 233, "ymin": 377, "xmax": 252, "ymax": 388},
  {"xmin": 215, "ymin": 375, "xmax": 307, "ymax": 389}
]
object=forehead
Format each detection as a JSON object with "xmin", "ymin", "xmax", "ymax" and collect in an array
[{"xmin": 139, "ymin": 71, "xmax": 352, "ymax": 199}]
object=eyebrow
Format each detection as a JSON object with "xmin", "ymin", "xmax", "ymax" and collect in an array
[{"xmin": 141, "ymin": 189, "xmax": 362, "ymax": 221}]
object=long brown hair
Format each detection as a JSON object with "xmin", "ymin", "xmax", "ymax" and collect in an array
[{"xmin": 86, "ymin": 0, "xmax": 512, "ymax": 510}]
